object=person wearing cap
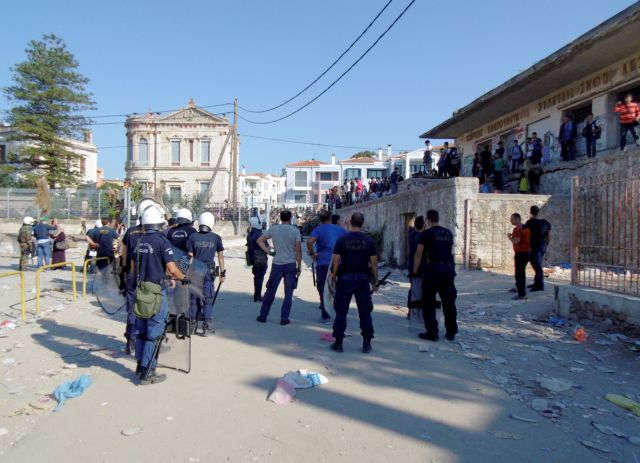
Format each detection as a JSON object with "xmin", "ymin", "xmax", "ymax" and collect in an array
[
  {"xmin": 121, "ymin": 198, "xmax": 159, "ymax": 355},
  {"xmin": 86, "ymin": 218, "xmax": 119, "ymax": 270},
  {"xmin": 187, "ymin": 212, "xmax": 225, "ymax": 335},
  {"xmin": 167, "ymin": 208, "xmax": 196, "ymax": 252},
  {"xmin": 131, "ymin": 204, "xmax": 187, "ymax": 385},
  {"xmin": 247, "ymin": 216, "xmax": 268, "ymax": 302},
  {"xmin": 17, "ymin": 217, "xmax": 34, "ymax": 271},
  {"xmin": 33, "ymin": 217, "xmax": 58, "ymax": 268}
]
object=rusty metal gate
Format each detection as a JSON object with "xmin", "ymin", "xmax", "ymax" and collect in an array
[{"xmin": 571, "ymin": 170, "xmax": 640, "ymax": 296}]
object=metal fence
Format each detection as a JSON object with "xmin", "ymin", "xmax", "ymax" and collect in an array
[
  {"xmin": 571, "ymin": 170, "xmax": 640, "ymax": 296},
  {"xmin": 0, "ymin": 188, "xmax": 116, "ymax": 220}
]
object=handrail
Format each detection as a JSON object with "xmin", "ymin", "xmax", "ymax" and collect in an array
[
  {"xmin": 82, "ymin": 257, "xmax": 111, "ymax": 297},
  {"xmin": 35, "ymin": 262, "xmax": 76, "ymax": 316},
  {"xmin": 0, "ymin": 271, "xmax": 26, "ymax": 320}
]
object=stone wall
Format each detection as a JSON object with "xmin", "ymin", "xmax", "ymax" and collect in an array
[{"xmin": 336, "ymin": 177, "xmax": 570, "ymax": 271}]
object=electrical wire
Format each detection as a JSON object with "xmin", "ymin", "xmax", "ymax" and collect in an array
[
  {"xmin": 237, "ymin": 0, "xmax": 416, "ymax": 125},
  {"xmin": 239, "ymin": 0, "xmax": 393, "ymax": 114}
]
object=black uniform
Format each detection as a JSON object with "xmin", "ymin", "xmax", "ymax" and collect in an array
[
  {"xmin": 167, "ymin": 224, "xmax": 197, "ymax": 252},
  {"xmin": 418, "ymin": 226, "xmax": 458, "ymax": 337}
]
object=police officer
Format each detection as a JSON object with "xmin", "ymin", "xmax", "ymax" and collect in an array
[
  {"xmin": 329, "ymin": 212, "xmax": 379, "ymax": 354},
  {"xmin": 121, "ymin": 198, "xmax": 159, "ymax": 355},
  {"xmin": 87, "ymin": 218, "xmax": 119, "ymax": 270},
  {"xmin": 131, "ymin": 203, "xmax": 187, "ymax": 385},
  {"xmin": 412, "ymin": 209, "xmax": 458, "ymax": 342},
  {"xmin": 17, "ymin": 217, "xmax": 34, "ymax": 271},
  {"xmin": 167, "ymin": 208, "xmax": 196, "ymax": 252},
  {"xmin": 186, "ymin": 212, "xmax": 225, "ymax": 336},
  {"xmin": 247, "ymin": 216, "xmax": 268, "ymax": 302}
]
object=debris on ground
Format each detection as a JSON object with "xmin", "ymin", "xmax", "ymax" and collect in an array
[
  {"xmin": 121, "ymin": 426, "xmax": 144, "ymax": 437},
  {"xmin": 580, "ymin": 440, "xmax": 611, "ymax": 453},
  {"xmin": 53, "ymin": 375, "xmax": 92, "ymax": 411},
  {"xmin": 605, "ymin": 394, "xmax": 640, "ymax": 417},
  {"xmin": 268, "ymin": 370, "xmax": 329, "ymax": 405},
  {"xmin": 489, "ymin": 430, "xmax": 522, "ymax": 440}
]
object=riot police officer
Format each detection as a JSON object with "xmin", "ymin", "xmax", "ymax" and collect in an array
[
  {"xmin": 412, "ymin": 209, "xmax": 458, "ymax": 342},
  {"xmin": 186, "ymin": 212, "xmax": 225, "ymax": 336},
  {"xmin": 17, "ymin": 216, "xmax": 34, "ymax": 271},
  {"xmin": 87, "ymin": 218, "xmax": 119, "ymax": 270},
  {"xmin": 131, "ymin": 203, "xmax": 187, "ymax": 385},
  {"xmin": 247, "ymin": 216, "xmax": 268, "ymax": 302},
  {"xmin": 121, "ymin": 198, "xmax": 159, "ymax": 355},
  {"xmin": 167, "ymin": 208, "xmax": 196, "ymax": 252}
]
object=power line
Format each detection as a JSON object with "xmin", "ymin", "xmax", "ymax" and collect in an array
[
  {"xmin": 239, "ymin": 0, "xmax": 393, "ymax": 114},
  {"xmin": 237, "ymin": 0, "xmax": 416, "ymax": 125},
  {"xmin": 67, "ymin": 102, "xmax": 234, "ymax": 121}
]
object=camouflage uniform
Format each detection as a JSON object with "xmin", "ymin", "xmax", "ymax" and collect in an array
[{"xmin": 17, "ymin": 225, "xmax": 33, "ymax": 271}]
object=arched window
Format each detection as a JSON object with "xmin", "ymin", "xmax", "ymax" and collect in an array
[
  {"xmin": 139, "ymin": 138, "xmax": 148, "ymax": 166},
  {"xmin": 126, "ymin": 137, "xmax": 133, "ymax": 161}
]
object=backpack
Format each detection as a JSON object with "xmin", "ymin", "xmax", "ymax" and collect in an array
[
  {"xmin": 519, "ymin": 176, "xmax": 530, "ymax": 193},
  {"xmin": 133, "ymin": 242, "xmax": 163, "ymax": 319}
]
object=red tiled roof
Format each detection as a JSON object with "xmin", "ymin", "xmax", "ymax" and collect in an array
[
  {"xmin": 286, "ymin": 160, "xmax": 328, "ymax": 167},
  {"xmin": 341, "ymin": 157, "xmax": 377, "ymax": 164}
]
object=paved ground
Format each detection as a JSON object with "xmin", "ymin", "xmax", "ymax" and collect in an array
[{"xmin": 0, "ymin": 238, "xmax": 638, "ymax": 462}]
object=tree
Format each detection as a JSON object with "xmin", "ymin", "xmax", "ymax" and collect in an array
[
  {"xmin": 350, "ymin": 150, "xmax": 377, "ymax": 159},
  {"xmin": 3, "ymin": 34, "xmax": 96, "ymax": 188}
]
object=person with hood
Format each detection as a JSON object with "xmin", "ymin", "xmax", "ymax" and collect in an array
[
  {"xmin": 247, "ymin": 216, "xmax": 268, "ymax": 302},
  {"xmin": 17, "ymin": 216, "xmax": 34, "ymax": 271}
]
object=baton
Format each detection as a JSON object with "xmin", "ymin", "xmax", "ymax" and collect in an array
[
  {"xmin": 312, "ymin": 262, "xmax": 316, "ymax": 288},
  {"xmin": 371, "ymin": 271, "xmax": 392, "ymax": 294},
  {"xmin": 211, "ymin": 280, "xmax": 223, "ymax": 308}
]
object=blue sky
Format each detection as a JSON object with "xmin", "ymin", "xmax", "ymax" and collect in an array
[{"xmin": 0, "ymin": 0, "xmax": 635, "ymax": 179}]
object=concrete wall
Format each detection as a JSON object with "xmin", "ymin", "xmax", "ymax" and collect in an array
[
  {"xmin": 557, "ymin": 285, "xmax": 640, "ymax": 327},
  {"xmin": 336, "ymin": 177, "xmax": 570, "ymax": 271}
]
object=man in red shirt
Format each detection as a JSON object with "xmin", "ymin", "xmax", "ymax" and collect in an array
[
  {"xmin": 507, "ymin": 213, "xmax": 531, "ymax": 300},
  {"xmin": 614, "ymin": 94, "xmax": 640, "ymax": 151}
]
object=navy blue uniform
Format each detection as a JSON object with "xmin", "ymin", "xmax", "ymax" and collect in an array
[
  {"xmin": 132, "ymin": 231, "xmax": 175, "ymax": 371},
  {"xmin": 247, "ymin": 228, "xmax": 268, "ymax": 300},
  {"xmin": 167, "ymin": 224, "xmax": 197, "ymax": 252},
  {"xmin": 418, "ymin": 226, "xmax": 458, "ymax": 337},
  {"xmin": 95, "ymin": 226, "xmax": 119, "ymax": 269},
  {"xmin": 123, "ymin": 225, "xmax": 145, "ymax": 333},
  {"xmin": 187, "ymin": 231, "xmax": 224, "ymax": 322},
  {"xmin": 332, "ymin": 232, "xmax": 376, "ymax": 341}
]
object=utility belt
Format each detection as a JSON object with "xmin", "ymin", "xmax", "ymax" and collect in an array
[{"xmin": 338, "ymin": 273, "xmax": 370, "ymax": 282}]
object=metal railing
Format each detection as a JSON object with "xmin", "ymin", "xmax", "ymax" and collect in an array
[
  {"xmin": 0, "ymin": 187, "xmax": 112, "ymax": 220},
  {"xmin": 35, "ymin": 262, "xmax": 77, "ymax": 316},
  {"xmin": 82, "ymin": 257, "xmax": 112, "ymax": 297},
  {"xmin": 0, "ymin": 271, "xmax": 26, "ymax": 320},
  {"xmin": 571, "ymin": 170, "xmax": 640, "ymax": 296}
]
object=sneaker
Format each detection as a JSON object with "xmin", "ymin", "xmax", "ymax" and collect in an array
[
  {"xmin": 418, "ymin": 332, "xmax": 439, "ymax": 342},
  {"xmin": 362, "ymin": 339, "xmax": 372, "ymax": 354},
  {"xmin": 280, "ymin": 319, "xmax": 291, "ymax": 326},
  {"xmin": 330, "ymin": 341, "xmax": 343, "ymax": 353},
  {"xmin": 256, "ymin": 316, "xmax": 267, "ymax": 323},
  {"xmin": 512, "ymin": 295, "xmax": 528, "ymax": 300},
  {"xmin": 138, "ymin": 370, "xmax": 167, "ymax": 386},
  {"xmin": 445, "ymin": 332, "xmax": 456, "ymax": 342}
]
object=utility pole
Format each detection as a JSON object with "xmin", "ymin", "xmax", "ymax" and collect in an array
[{"xmin": 231, "ymin": 98, "xmax": 239, "ymax": 233}]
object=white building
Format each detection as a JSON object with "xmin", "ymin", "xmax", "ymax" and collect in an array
[
  {"xmin": 124, "ymin": 99, "xmax": 237, "ymax": 203},
  {"xmin": 238, "ymin": 171, "xmax": 286, "ymax": 207},
  {"xmin": 0, "ymin": 124, "xmax": 99, "ymax": 184},
  {"xmin": 284, "ymin": 157, "xmax": 341, "ymax": 205}
]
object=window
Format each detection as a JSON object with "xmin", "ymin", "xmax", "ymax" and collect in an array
[
  {"xmin": 200, "ymin": 182, "xmax": 210, "ymax": 194},
  {"xmin": 367, "ymin": 169, "xmax": 385, "ymax": 179},
  {"xmin": 171, "ymin": 140, "xmax": 181, "ymax": 166},
  {"xmin": 319, "ymin": 172, "xmax": 332, "ymax": 181},
  {"xmin": 126, "ymin": 138, "xmax": 133, "ymax": 162},
  {"xmin": 294, "ymin": 171, "xmax": 307, "ymax": 187},
  {"xmin": 201, "ymin": 140, "xmax": 210, "ymax": 166},
  {"xmin": 0, "ymin": 145, "xmax": 6, "ymax": 163},
  {"xmin": 294, "ymin": 194, "xmax": 306, "ymax": 203},
  {"xmin": 80, "ymin": 157, "xmax": 86, "ymax": 176},
  {"xmin": 344, "ymin": 168, "xmax": 361, "ymax": 180},
  {"xmin": 189, "ymin": 140, "xmax": 194, "ymax": 162},
  {"xmin": 169, "ymin": 186, "xmax": 181, "ymax": 200},
  {"xmin": 138, "ymin": 181, "xmax": 148, "ymax": 193},
  {"xmin": 138, "ymin": 139, "xmax": 148, "ymax": 166}
]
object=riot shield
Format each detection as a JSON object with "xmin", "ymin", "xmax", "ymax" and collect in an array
[
  {"xmin": 93, "ymin": 260, "xmax": 126, "ymax": 315},
  {"xmin": 172, "ymin": 247, "xmax": 210, "ymax": 301},
  {"xmin": 157, "ymin": 280, "xmax": 191, "ymax": 374}
]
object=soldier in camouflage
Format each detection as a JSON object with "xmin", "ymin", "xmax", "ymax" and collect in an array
[{"xmin": 17, "ymin": 217, "xmax": 34, "ymax": 271}]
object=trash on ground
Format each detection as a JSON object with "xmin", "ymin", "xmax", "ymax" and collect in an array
[
  {"xmin": 574, "ymin": 326, "xmax": 587, "ymax": 342},
  {"xmin": 2, "ymin": 358, "xmax": 17, "ymax": 366},
  {"xmin": 268, "ymin": 370, "xmax": 329, "ymax": 405},
  {"xmin": 508, "ymin": 413, "xmax": 537, "ymax": 423},
  {"xmin": 538, "ymin": 377, "xmax": 573, "ymax": 393},
  {"xmin": 121, "ymin": 426, "xmax": 144, "ymax": 437},
  {"xmin": 0, "ymin": 321, "xmax": 17, "ymax": 330},
  {"xmin": 591, "ymin": 421, "xmax": 627, "ymax": 438},
  {"xmin": 581, "ymin": 440, "xmax": 611, "ymax": 453},
  {"xmin": 605, "ymin": 394, "xmax": 640, "ymax": 417},
  {"xmin": 53, "ymin": 375, "xmax": 92, "ymax": 411},
  {"xmin": 489, "ymin": 430, "xmax": 522, "ymax": 440},
  {"xmin": 319, "ymin": 332, "xmax": 335, "ymax": 343},
  {"xmin": 418, "ymin": 343, "xmax": 429, "ymax": 352}
]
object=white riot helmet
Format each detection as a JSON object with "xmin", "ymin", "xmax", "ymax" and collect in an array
[
  {"xmin": 23, "ymin": 216, "xmax": 34, "ymax": 225},
  {"xmin": 135, "ymin": 198, "xmax": 163, "ymax": 225},
  {"xmin": 175, "ymin": 208, "xmax": 193, "ymax": 225},
  {"xmin": 95, "ymin": 219, "xmax": 102, "ymax": 228},
  {"xmin": 141, "ymin": 204, "xmax": 166, "ymax": 231},
  {"xmin": 249, "ymin": 216, "xmax": 261, "ymax": 230},
  {"xmin": 198, "ymin": 212, "xmax": 215, "ymax": 232}
]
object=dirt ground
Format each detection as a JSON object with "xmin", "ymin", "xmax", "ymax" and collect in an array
[{"xmin": 0, "ymin": 239, "xmax": 638, "ymax": 463}]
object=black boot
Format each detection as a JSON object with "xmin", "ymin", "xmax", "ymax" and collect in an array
[
  {"xmin": 135, "ymin": 362, "xmax": 142, "ymax": 376},
  {"xmin": 138, "ymin": 368, "xmax": 167, "ymax": 386},
  {"xmin": 330, "ymin": 338, "xmax": 343, "ymax": 353},
  {"xmin": 201, "ymin": 320, "xmax": 215, "ymax": 337},
  {"xmin": 126, "ymin": 336, "xmax": 135, "ymax": 356},
  {"xmin": 362, "ymin": 338, "xmax": 372, "ymax": 354}
]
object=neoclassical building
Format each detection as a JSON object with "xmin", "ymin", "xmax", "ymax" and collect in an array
[{"xmin": 124, "ymin": 99, "xmax": 237, "ymax": 203}]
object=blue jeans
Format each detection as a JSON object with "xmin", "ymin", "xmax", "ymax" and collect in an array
[
  {"xmin": 133, "ymin": 288, "xmax": 169, "ymax": 370},
  {"xmin": 530, "ymin": 246, "xmax": 546, "ymax": 289},
  {"xmin": 190, "ymin": 273, "xmax": 215, "ymax": 321},
  {"xmin": 585, "ymin": 137, "xmax": 597, "ymax": 158},
  {"xmin": 36, "ymin": 241, "xmax": 52, "ymax": 268},
  {"xmin": 315, "ymin": 264, "xmax": 330, "ymax": 311},
  {"xmin": 332, "ymin": 274, "xmax": 374, "ymax": 340},
  {"xmin": 259, "ymin": 263, "xmax": 297, "ymax": 320}
]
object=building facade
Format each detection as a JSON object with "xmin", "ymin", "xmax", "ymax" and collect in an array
[
  {"xmin": 124, "ymin": 100, "xmax": 237, "ymax": 203},
  {"xmin": 421, "ymin": 4, "xmax": 640, "ymax": 175},
  {"xmin": 0, "ymin": 125, "xmax": 99, "ymax": 184},
  {"xmin": 238, "ymin": 172, "xmax": 286, "ymax": 207}
]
